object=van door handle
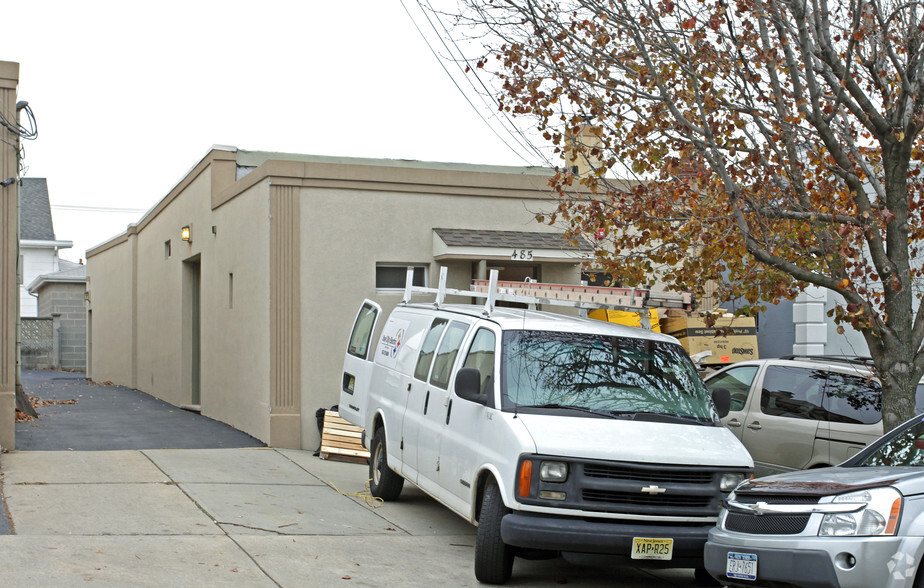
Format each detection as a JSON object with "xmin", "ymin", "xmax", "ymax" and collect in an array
[
  {"xmin": 446, "ymin": 399, "xmax": 453, "ymax": 424},
  {"xmin": 726, "ymin": 418, "xmax": 742, "ymax": 428},
  {"xmin": 746, "ymin": 421, "xmax": 762, "ymax": 431},
  {"xmin": 424, "ymin": 391, "xmax": 430, "ymax": 415}
]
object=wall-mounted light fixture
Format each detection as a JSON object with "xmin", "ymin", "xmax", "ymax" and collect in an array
[
  {"xmin": 0, "ymin": 178, "xmax": 14, "ymax": 188},
  {"xmin": 181, "ymin": 224, "xmax": 192, "ymax": 243}
]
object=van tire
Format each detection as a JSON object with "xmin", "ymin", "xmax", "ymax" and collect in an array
[
  {"xmin": 475, "ymin": 478, "xmax": 514, "ymax": 584},
  {"xmin": 369, "ymin": 427, "xmax": 404, "ymax": 500}
]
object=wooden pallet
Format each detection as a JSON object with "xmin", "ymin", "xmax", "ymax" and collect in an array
[{"xmin": 319, "ymin": 410, "xmax": 369, "ymax": 464}]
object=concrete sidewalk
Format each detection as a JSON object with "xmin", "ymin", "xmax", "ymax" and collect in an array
[
  {"xmin": 0, "ymin": 372, "xmax": 704, "ymax": 586},
  {"xmin": 0, "ymin": 448, "xmax": 702, "ymax": 587}
]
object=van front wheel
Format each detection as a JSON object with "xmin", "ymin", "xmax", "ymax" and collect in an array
[
  {"xmin": 369, "ymin": 427, "xmax": 404, "ymax": 500},
  {"xmin": 475, "ymin": 478, "xmax": 514, "ymax": 584}
]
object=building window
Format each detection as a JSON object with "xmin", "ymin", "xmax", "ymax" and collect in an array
[
  {"xmin": 229, "ymin": 273, "xmax": 234, "ymax": 309},
  {"xmin": 165, "ymin": 240, "xmax": 172, "ymax": 259},
  {"xmin": 376, "ymin": 263, "xmax": 427, "ymax": 292}
]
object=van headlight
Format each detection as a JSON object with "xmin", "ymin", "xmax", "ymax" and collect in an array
[
  {"xmin": 540, "ymin": 461, "xmax": 568, "ymax": 482},
  {"xmin": 819, "ymin": 487, "xmax": 903, "ymax": 537}
]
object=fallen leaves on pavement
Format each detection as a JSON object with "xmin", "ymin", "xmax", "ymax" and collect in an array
[{"xmin": 15, "ymin": 395, "xmax": 78, "ymax": 422}]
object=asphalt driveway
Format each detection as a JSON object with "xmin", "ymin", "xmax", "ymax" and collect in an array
[{"xmin": 13, "ymin": 369, "xmax": 265, "ymax": 451}]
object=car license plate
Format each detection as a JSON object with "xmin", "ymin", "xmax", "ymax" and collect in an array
[
  {"xmin": 631, "ymin": 537, "xmax": 673, "ymax": 560},
  {"xmin": 726, "ymin": 552, "xmax": 757, "ymax": 581}
]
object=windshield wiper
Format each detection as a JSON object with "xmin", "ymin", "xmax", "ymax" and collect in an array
[
  {"xmin": 525, "ymin": 403, "xmax": 628, "ymax": 419},
  {"xmin": 619, "ymin": 410, "xmax": 712, "ymax": 425}
]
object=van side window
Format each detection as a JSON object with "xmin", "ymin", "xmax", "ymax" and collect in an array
[
  {"xmin": 760, "ymin": 366, "xmax": 826, "ymax": 420},
  {"xmin": 705, "ymin": 366, "xmax": 758, "ymax": 412},
  {"xmin": 347, "ymin": 303, "xmax": 378, "ymax": 359},
  {"xmin": 823, "ymin": 373, "xmax": 881, "ymax": 425},
  {"xmin": 414, "ymin": 319, "xmax": 448, "ymax": 381},
  {"xmin": 430, "ymin": 321, "xmax": 470, "ymax": 389},
  {"xmin": 462, "ymin": 329, "xmax": 496, "ymax": 396}
]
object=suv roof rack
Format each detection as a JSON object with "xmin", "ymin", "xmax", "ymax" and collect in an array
[
  {"xmin": 778, "ymin": 354, "xmax": 874, "ymax": 367},
  {"xmin": 401, "ymin": 267, "xmax": 695, "ymax": 321}
]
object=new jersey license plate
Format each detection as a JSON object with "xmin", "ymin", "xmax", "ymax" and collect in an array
[
  {"xmin": 631, "ymin": 537, "xmax": 673, "ymax": 560},
  {"xmin": 726, "ymin": 552, "xmax": 757, "ymax": 581}
]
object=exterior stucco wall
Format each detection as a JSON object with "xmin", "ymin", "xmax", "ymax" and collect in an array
[
  {"xmin": 88, "ymin": 148, "xmax": 588, "ymax": 450},
  {"xmin": 88, "ymin": 160, "xmax": 272, "ymax": 444},
  {"xmin": 297, "ymin": 186, "xmax": 579, "ymax": 449},
  {"xmin": 87, "ymin": 236, "xmax": 135, "ymax": 385},
  {"xmin": 201, "ymin": 182, "xmax": 271, "ymax": 441},
  {"xmin": 133, "ymin": 169, "xmax": 212, "ymax": 405}
]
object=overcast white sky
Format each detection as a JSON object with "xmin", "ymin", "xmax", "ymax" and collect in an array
[{"xmin": 4, "ymin": 1, "xmax": 548, "ymax": 262}]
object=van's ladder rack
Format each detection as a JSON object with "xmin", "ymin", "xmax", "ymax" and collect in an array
[{"xmin": 401, "ymin": 267, "xmax": 694, "ymax": 318}]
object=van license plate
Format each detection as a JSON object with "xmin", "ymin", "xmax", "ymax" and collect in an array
[
  {"xmin": 631, "ymin": 537, "xmax": 673, "ymax": 560},
  {"xmin": 726, "ymin": 552, "xmax": 757, "ymax": 581}
]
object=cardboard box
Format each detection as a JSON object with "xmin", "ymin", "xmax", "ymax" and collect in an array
[{"xmin": 659, "ymin": 315, "xmax": 758, "ymax": 365}]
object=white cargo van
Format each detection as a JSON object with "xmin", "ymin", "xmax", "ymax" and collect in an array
[{"xmin": 339, "ymin": 270, "xmax": 753, "ymax": 584}]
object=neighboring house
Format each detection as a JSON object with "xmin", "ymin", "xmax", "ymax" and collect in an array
[
  {"xmin": 26, "ymin": 260, "xmax": 88, "ymax": 371},
  {"xmin": 86, "ymin": 146, "xmax": 593, "ymax": 450},
  {"xmin": 20, "ymin": 178, "xmax": 73, "ymax": 317}
]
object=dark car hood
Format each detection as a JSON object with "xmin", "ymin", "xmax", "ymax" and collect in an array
[{"xmin": 736, "ymin": 466, "xmax": 924, "ymax": 497}]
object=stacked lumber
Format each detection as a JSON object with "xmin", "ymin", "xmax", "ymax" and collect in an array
[{"xmin": 319, "ymin": 410, "xmax": 369, "ymax": 464}]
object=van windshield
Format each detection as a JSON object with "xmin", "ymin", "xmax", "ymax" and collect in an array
[{"xmin": 502, "ymin": 330, "xmax": 716, "ymax": 423}]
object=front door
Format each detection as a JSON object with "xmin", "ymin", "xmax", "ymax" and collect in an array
[
  {"xmin": 439, "ymin": 327, "xmax": 497, "ymax": 513},
  {"xmin": 707, "ymin": 365, "xmax": 761, "ymax": 441}
]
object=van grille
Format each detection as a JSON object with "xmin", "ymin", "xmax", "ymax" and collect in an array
[
  {"xmin": 519, "ymin": 456, "xmax": 749, "ymax": 520},
  {"xmin": 584, "ymin": 464, "xmax": 714, "ymax": 484},
  {"xmin": 583, "ymin": 489, "xmax": 712, "ymax": 508}
]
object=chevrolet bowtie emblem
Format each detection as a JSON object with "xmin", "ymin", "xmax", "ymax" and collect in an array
[{"xmin": 641, "ymin": 485, "xmax": 667, "ymax": 494}]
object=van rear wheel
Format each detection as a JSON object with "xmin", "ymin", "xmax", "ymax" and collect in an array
[
  {"xmin": 475, "ymin": 478, "xmax": 514, "ymax": 584},
  {"xmin": 369, "ymin": 427, "xmax": 404, "ymax": 500}
]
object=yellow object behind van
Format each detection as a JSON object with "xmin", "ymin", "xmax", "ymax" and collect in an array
[{"xmin": 588, "ymin": 308, "xmax": 661, "ymax": 332}]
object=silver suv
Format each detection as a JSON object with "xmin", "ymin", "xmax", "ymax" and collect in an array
[
  {"xmin": 705, "ymin": 413, "xmax": 924, "ymax": 587},
  {"xmin": 703, "ymin": 356, "xmax": 924, "ymax": 478}
]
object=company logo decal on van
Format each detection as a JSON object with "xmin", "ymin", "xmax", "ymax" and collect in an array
[
  {"xmin": 381, "ymin": 329, "xmax": 404, "ymax": 358},
  {"xmin": 377, "ymin": 318, "xmax": 412, "ymax": 368}
]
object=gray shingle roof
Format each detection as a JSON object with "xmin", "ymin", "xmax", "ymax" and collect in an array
[
  {"xmin": 20, "ymin": 178, "xmax": 55, "ymax": 241},
  {"xmin": 433, "ymin": 228, "xmax": 593, "ymax": 251}
]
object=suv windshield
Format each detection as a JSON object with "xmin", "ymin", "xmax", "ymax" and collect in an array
[
  {"xmin": 502, "ymin": 330, "xmax": 716, "ymax": 422},
  {"xmin": 854, "ymin": 417, "xmax": 924, "ymax": 467}
]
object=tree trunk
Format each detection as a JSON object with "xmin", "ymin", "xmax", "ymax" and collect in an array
[
  {"xmin": 14, "ymin": 379, "xmax": 37, "ymax": 419},
  {"xmin": 869, "ymin": 335, "xmax": 921, "ymax": 433}
]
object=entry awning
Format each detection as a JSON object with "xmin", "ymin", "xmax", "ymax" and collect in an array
[{"xmin": 433, "ymin": 228, "xmax": 592, "ymax": 262}]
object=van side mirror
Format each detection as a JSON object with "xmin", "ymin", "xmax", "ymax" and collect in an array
[
  {"xmin": 712, "ymin": 387, "xmax": 731, "ymax": 419},
  {"xmin": 455, "ymin": 367, "xmax": 487, "ymax": 405}
]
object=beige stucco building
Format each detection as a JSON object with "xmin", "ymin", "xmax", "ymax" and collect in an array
[
  {"xmin": 1, "ymin": 61, "xmax": 20, "ymax": 449},
  {"xmin": 86, "ymin": 146, "xmax": 590, "ymax": 450}
]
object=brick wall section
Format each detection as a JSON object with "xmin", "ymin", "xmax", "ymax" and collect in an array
[{"xmin": 36, "ymin": 282, "xmax": 87, "ymax": 371}]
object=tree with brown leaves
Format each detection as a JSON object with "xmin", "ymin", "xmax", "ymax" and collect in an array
[{"xmin": 444, "ymin": 0, "xmax": 924, "ymax": 430}]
